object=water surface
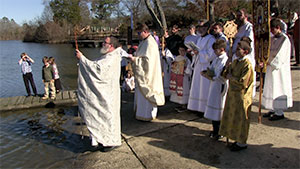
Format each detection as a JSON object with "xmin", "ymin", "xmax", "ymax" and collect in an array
[
  {"xmin": 0, "ymin": 41, "xmax": 102, "ymax": 168},
  {"xmin": 0, "ymin": 40, "xmax": 100, "ymax": 97}
]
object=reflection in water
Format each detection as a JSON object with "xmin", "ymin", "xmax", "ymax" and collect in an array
[{"xmin": 0, "ymin": 106, "xmax": 96, "ymax": 168}]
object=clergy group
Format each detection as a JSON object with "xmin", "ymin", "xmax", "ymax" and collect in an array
[{"xmin": 75, "ymin": 9, "xmax": 295, "ymax": 152}]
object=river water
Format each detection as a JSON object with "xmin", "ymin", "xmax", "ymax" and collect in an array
[{"xmin": 0, "ymin": 40, "xmax": 102, "ymax": 168}]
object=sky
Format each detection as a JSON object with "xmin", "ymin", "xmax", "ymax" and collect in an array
[{"xmin": 0, "ymin": 0, "xmax": 45, "ymax": 25}]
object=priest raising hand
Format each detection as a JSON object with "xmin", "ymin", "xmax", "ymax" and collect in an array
[{"xmin": 76, "ymin": 36, "xmax": 122, "ymax": 152}]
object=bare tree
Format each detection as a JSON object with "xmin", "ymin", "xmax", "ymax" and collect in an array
[
  {"xmin": 144, "ymin": 0, "xmax": 167, "ymax": 34},
  {"xmin": 117, "ymin": 0, "xmax": 143, "ymax": 28}
]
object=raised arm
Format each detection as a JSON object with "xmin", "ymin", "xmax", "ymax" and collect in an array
[{"xmin": 25, "ymin": 54, "xmax": 34, "ymax": 63}]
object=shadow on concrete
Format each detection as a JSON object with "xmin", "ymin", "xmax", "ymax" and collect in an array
[
  {"xmin": 284, "ymin": 101, "xmax": 300, "ymax": 112},
  {"xmin": 143, "ymin": 121, "xmax": 300, "ymax": 168},
  {"xmin": 120, "ymin": 91, "xmax": 210, "ymax": 138},
  {"xmin": 250, "ymin": 101, "xmax": 300, "ymax": 131}
]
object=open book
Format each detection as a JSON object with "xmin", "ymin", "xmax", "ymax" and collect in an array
[{"xmin": 200, "ymin": 68, "xmax": 215, "ymax": 81}]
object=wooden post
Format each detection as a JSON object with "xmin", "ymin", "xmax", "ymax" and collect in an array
[
  {"xmin": 73, "ymin": 25, "xmax": 78, "ymax": 50},
  {"xmin": 252, "ymin": 0, "xmax": 271, "ymax": 123},
  {"xmin": 206, "ymin": 0, "xmax": 210, "ymax": 21},
  {"xmin": 74, "ymin": 28, "xmax": 78, "ymax": 50},
  {"xmin": 258, "ymin": 70, "xmax": 263, "ymax": 123}
]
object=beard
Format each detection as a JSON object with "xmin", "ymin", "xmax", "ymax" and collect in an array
[{"xmin": 100, "ymin": 46, "xmax": 110, "ymax": 55}]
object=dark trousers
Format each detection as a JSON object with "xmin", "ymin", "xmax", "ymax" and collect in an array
[
  {"xmin": 212, "ymin": 120, "xmax": 221, "ymax": 135},
  {"xmin": 120, "ymin": 66, "xmax": 126, "ymax": 85},
  {"xmin": 22, "ymin": 72, "xmax": 37, "ymax": 95},
  {"xmin": 54, "ymin": 78, "xmax": 62, "ymax": 91}
]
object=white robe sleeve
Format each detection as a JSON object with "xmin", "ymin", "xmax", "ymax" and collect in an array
[{"xmin": 198, "ymin": 37, "xmax": 216, "ymax": 63}]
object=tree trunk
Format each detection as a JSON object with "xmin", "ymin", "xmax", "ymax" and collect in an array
[
  {"xmin": 154, "ymin": 0, "xmax": 167, "ymax": 33},
  {"xmin": 208, "ymin": 0, "xmax": 218, "ymax": 22},
  {"xmin": 144, "ymin": 0, "xmax": 167, "ymax": 34}
]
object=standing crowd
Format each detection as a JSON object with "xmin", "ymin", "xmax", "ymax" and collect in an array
[{"xmin": 19, "ymin": 8, "xmax": 298, "ymax": 153}]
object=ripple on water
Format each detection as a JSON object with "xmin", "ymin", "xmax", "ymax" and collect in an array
[{"xmin": 0, "ymin": 106, "xmax": 90, "ymax": 169}]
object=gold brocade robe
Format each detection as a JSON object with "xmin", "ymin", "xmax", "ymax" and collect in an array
[{"xmin": 219, "ymin": 57, "xmax": 254, "ymax": 144}]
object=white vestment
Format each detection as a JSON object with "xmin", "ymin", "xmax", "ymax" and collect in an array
[
  {"xmin": 170, "ymin": 55, "xmax": 192, "ymax": 104},
  {"xmin": 133, "ymin": 35, "xmax": 165, "ymax": 121},
  {"xmin": 77, "ymin": 48, "xmax": 121, "ymax": 147},
  {"xmin": 187, "ymin": 34, "xmax": 216, "ymax": 112},
  {"xmin": 134, "ymin": 87, "xmax": 158, "ymax": 120},
  {"xmin": 204, "ymin": 53, "xmax": 228, "ymax": 121},
  {"xmin": 262, "ymin": 33, "xmax": 293, "ymax": 113},
  {"xmin": 161, "ymin": 48, "xmax": 175, "ymax": 96},
  {"xmin": 232, "ymin": 21, "xmax": 256, "ymax": 97},
  {"xmin": 184, "ymin": 34, "xmax": 199, "ymax": 45}
]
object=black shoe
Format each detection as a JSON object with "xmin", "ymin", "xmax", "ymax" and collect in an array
[
  {"xmin": 209, "ymin": 131, "xmax": 223, "ymax": 140},
  {"xmin": 230, "ymin": 143, "xmax": 247, "ymax": 151},
  {"xmin": 197, "ymin": 112, "xmax": 204, "ymax": 118},
  {"xmin": 269, "ymin": 114, "xmax": 284, "ymax": 121},
  {"xmin": 101, "ymin": 146, "xmax": 119, "ymax": 152},
  {"xmin": 26, "ymin": 94, "xmax": 31, "ymax": 97},
  {"xmin": 263, "ymin": 111, "xmax": 275, "ymax": 118},
  {"xmin": 175, "ymin": 106, "xmax": 187, "ymax": 113}
]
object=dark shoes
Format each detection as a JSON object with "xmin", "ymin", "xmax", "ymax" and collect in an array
[
  {"xmin": 101, "ymin": 146, "xmax": 120, "ymax": 152},
  {"xmin": 175, "ymin": 106, "xmax": 187, "ymax": 113},
  {"xmin": 269, "ymin": 114, "xmax": 284, "ymax": 121},
  {"xmin": 209, "ymin": 131, "xmax": 223, "ymax": 141},
  {"xmin": 186, "ymin": 110, "xmax": 204, "ymax": 118},
  {"xmin": 263, "ymin": 111, "xmax": 275, "ymax": 117},
  {"xmin": 198, "ymin": 112, "xmax": 204, "ymax": 118},
  {"xmin": 229, "ymin": 142, "xmax": 247, "ymax": 151},
  {"xmin": 263, "ymin": 111, "xmax": 285, "ymax": 121}
]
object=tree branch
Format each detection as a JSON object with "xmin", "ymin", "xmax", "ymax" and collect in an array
[{"xmin": 144, "ymin": 0, "xmax": 163, "ymax": 29}]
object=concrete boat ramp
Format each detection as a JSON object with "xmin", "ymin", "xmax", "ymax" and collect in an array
[{"xmin": 0, "ymin": 90, "xmax": 78, "ymax": 112}]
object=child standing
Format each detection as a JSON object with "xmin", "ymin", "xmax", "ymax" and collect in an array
[
  {"xmin": 219, "ymin": 38, "xmax": 254, "ymax": 151},
  {"xmin": 262, "ymin": 18, "xmax": 293, "ymax": 120},
  {"xmin": 169, "ymin": 44, "xmax": 192, "ymax": 112},
  {"xmin": 42, "ymin": 56, "xmax": 56, "ymax": 100},
  {"xmin": 201, "ymin": 39, "xmax": 228, "ymax": 140},
  {"xmin": 48, "ymin": 57, "xmax": 62, "ymax": 93},
  {"xmin": 18, "ymin": 52, "xmax": 38, "ymax": 97}
]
